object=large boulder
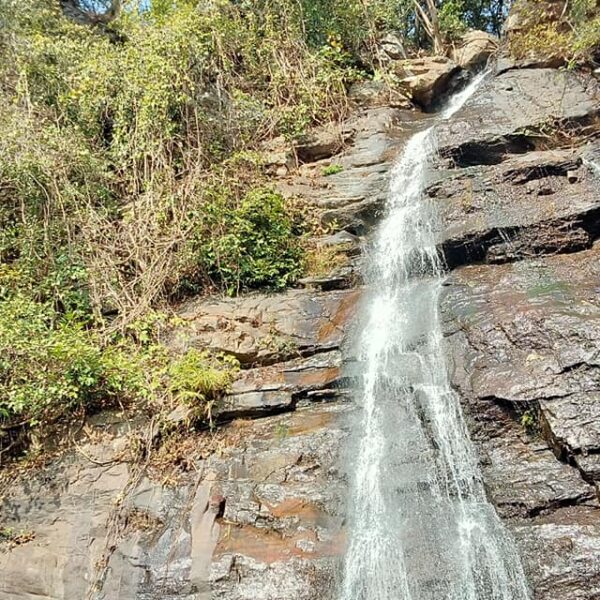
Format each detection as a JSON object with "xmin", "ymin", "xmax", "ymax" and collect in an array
[
  {"xmin": 452, "ymin": 30, "xmax": 499, "ymax": 70},
  {"xmin": 294, "ymin": 123, "xmax": 350, "ymax": 163},
  {"xmin": 395, "ymin": 56, "xmax": 463, "ymax": 108},
  {"xmin": 378, "ymin": 33, "xmax": 407, "ymax": 61}
]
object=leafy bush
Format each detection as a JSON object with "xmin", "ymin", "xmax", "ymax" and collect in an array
[
  {"xmin": 0, "ymin": 296, "xmax": 143, "ymax": 427},
  {"xmin": 0, "ymin": 0, "xmax": 371, "ymax": 324},
  {"xmin": 571, "ymin": 15, "xmax": 600, "ymax": 63},
  {"xmin": 509, "ymin": 21, "xmax": 571, "ymax": 61},
  {"xmin": 438, "ymin": 0, "xmax": 468, "ymax": 40},
  {"xmin": 189, "ymin": 188, "xmax": 304, "ymax": 295}
]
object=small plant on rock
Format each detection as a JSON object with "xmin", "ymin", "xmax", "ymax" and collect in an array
[
  {"xmin": 322, "ymin": 164, "xmax": 344, "ymax": 176},
  {"xmin": 520, "ymin": 409, "xmax": 538, "ymax": 435},
  {"xmin": 0, "ymin": 526, "xmax": 35, "ymax": 548},
  {"xmin": 168, "ymin": 349, "xmax": 239, "ymax": 425}
]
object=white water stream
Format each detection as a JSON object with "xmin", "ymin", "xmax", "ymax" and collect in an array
[{"xmin": 339, "ymin": 73, "xmax": 531, "ymax": 600}]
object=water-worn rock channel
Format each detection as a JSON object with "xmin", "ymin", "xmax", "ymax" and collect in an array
[{"xmin": 1, "ymin": 63, "xmax": 599, "ymax": 599}]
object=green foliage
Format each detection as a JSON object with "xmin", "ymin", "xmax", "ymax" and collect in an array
[
  {"xmin": 439, "ymin": 0, "xmax": 469, "ymax": 40},
  {"xmin": 520, "ymin": 409, "xmax": 538, "ymax": 434},
  {"xmin": 0, "ymin": 0, "xmax": 370, "ymax": 324},
  {"xmin": 169, "ymin": 348, "xmax": 239, "ymax": 421},
  {"xmin": 0, "ymin": 296, "xmax": 144, "ymax": 427},
  {"xmin": 190, "ymin": 188, "xmax": 304, "ymax": 295},
  {"xmin": 509, "ymin": 0, "xmax": 600, "ymax": 65},
  {"xmin": 0, "ymin": 0, "xmax": 534, "ymax": 460},
  {"xmin": 570, "ymin": 15, "xmax": 600, "ymax": 63},
  {"xmin": 322, "ymin": 164, "xmax": 344, "ymax": 176},
  {"xmin": 509, "ymin": 21, "xmax": 571, "ymax": 61}
]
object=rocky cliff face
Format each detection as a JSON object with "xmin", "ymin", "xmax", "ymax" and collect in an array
[
  {"xmin": 1, "ymin": 62, "xmax": 599, "ymax": 599},
  {"xmin": 436, "ymin": 68, "xmax": 600, "ymax": 600}
]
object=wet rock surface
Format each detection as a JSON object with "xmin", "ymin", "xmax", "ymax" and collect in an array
[
  {"xmin": 168, "ymin": 288, "xmax": 360, "ymax": 367},
  {"xmin": 277, "ymin": 106, "xmax": 428, "ymax": 235},
  {"xmin": 433, "ymin": 146, "xmax": 600, "ymax": 267},
  {"xmin": 442, "ymin": 245, "xmax": 600, "ymax": 599},
  {"xmin": 436, "ymin": 68, "xmax": 599, "ymax": 163},
  {"xmin": 436, "ymin": 64, "xmax": 600, "ymax": 599}
]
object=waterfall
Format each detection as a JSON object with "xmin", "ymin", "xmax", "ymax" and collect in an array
[{"xmin": 339, "ymin": 73, "xmax": 531, "ymax": 600}]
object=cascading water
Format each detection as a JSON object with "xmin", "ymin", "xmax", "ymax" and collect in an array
[{"xmin": 339, "ymin": 73, "xmax": 531, "ymax": 600}]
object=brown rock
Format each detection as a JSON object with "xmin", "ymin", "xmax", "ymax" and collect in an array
[
  {"xmin": 295, "ymin": 124, "xmax": 349, "ymax": 163},
  {"xmin": 452, "ymin": 30, "xmax": 499, "ymax": 70},
  {"xmin": 348, "ymin": 80, "xmax": 412, "ymax": 109},
  {"xmin": 168, "ymin": 288, "xmax": 360, "ymax": 366},
  {"xmin": 395, "ymin": 56, "xmax": 462, "ymax": 108}
]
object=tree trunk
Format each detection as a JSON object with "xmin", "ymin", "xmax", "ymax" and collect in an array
[{"xmin": 414, "ymin": 0, "xmax": 444, "ymax": 55}]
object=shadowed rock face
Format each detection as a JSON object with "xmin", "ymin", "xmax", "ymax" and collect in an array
[{"xmin": 1, "ymin": 64, "xmax": 600, "ymax": 600}]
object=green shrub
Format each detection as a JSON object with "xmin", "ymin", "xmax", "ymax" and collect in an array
[
  {"xmin": 509, "ymin": 22, "xmax": 571, "ymax": 61},
  {"xmin": 520, "ymin": 409, "xmax": 538, "ymax": 435},
  {"xmin": 0, "ymin": 0, "xmax": 367, "ymax": 322},
  {"xmin": 190, "ymin": 188, "xmax": 304, "ymax": 295},
  {"xmin": 0, "ymin": 296, "xmax": 144, "ymax": 427},
  {"xmin": 439, "ymin": 0, "xmax": 468, "ymax": 40},
  {"xmin": 571, "ymin": 16, "xmax": 600, "ymax": 63}
]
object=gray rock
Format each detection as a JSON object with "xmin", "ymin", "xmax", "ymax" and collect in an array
[
  {"xmin": 295, "ymin": 124, "xmax": 349, "ymax": 163},
  {"xmin": 278, "ymin": 107, "xmax": 429, "ymax": 235},
  {"xmin": 436, "ymin": 69, "xmax": 599, "ymax": 161},
  {"xmin": 348, "ymin": 80, "xmax": 411, "ymax": 109},
  {"xmin": 431, "ymin": 146, "xmax": 600, "ymax": 267},
  {"xmin": 512, "ymin": 507, "xmax": 600, "ymax": 600},
  {"xmin": 0, "ymin": 404, "xmax": 348, "ymax": 600},
  {"xmin": 378, "ymin": 33, "xmax": 407, "ymax": 60},
  {"xmin": 218, "ymin": 351, "xmax": 346, "ymax": 420},
  {"xmin": 541, "ymin": 393, "xmax": 600, "ymax": 480},
  {"xmin": 443, "ymin": 243, "xmax": 600, "ymax": 598}
]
